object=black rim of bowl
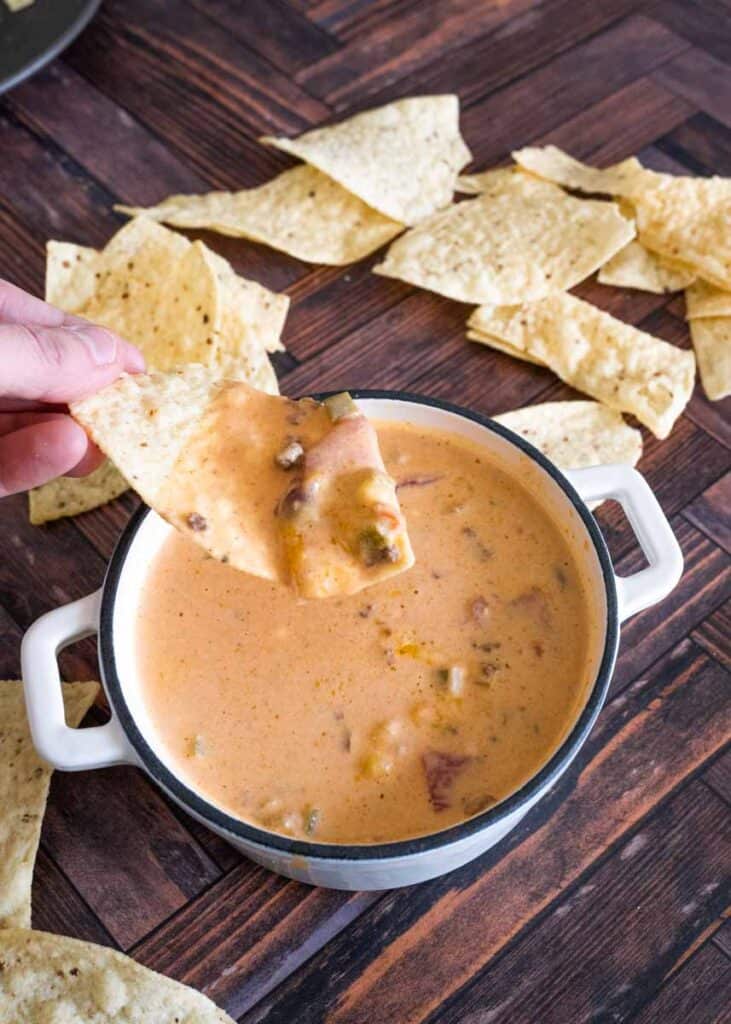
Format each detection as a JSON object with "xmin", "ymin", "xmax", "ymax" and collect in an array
[{"xmin": 98, "ymin": 390, "xmax": 620, "ymax": 861}]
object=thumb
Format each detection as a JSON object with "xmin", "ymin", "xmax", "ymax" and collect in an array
[{"xmin": 0, "ymin": 320, "xmax": 145, "ymax": 405}]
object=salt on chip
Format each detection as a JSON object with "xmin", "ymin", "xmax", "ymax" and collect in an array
[
  {"xmin": 469, "ymin": 291, "xmax": 695, "ymax": 438},
  {"xmin": 29, "ymin": 461, "xmax": 129, "ymax": 525},
  {"xmin": 261, "ymin": 95, "xmax": 471, "ymax": 226},
  {"xmin": 374, "ymin": 172, "xmax": 635, "ymax": 305},
  {"xmin": 512, "ymin": 146, "xmax": 647, "ymax": 196},
  {"xmin": 116, "ymin": 164, "xmax": 403, "ymax": 265},
  {"xmin": 0, "ymin": 928, "xmax": 235, "ymax": 1022},
  {"xmin": 0, "ymin": 680, "xmax": 98, "ymax": 929},
  {"xmin": 685, "ymin": 280, "xmax": 731, "ymax": 320},
  {"xmin": 598, "ymin": 239, "xmax": 695, "ymax": 293},
  {"xmin": 494, "ymin": 401, "xmax": 642, "ymax": 470},
  {"xmin": 688, "ymin": 317, "xmax": 731, "ymax": 401}
]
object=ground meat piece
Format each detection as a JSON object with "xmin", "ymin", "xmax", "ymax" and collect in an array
[{"xmin": 186, "ymin": 513, "xmax": 207, "ymax": 531}]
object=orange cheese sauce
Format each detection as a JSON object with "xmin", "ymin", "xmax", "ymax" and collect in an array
[{"xmin": 136, "ymin": 422, "xmax": 601, "ymax": 844}]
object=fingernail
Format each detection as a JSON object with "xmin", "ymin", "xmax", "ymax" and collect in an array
[{"xmin": 72, "ymin": 324, "xmax": 119, "ymax": 365}]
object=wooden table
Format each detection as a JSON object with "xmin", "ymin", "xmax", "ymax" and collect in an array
[{"xmin": 1, "ymin": 2, "xmax": 730, "ymax": 1021}]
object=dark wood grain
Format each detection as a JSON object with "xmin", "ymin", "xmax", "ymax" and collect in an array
[
  {"xmin": 428, "ymin": 782, "xmax": 730, "ymax": 1024},
  {"xmin": 42, "ymin": 766, "xmax": 222, "ymax": 949},
  {"xmin": 0, "ymin": 3, "xmax": 729, "ymax": 1021}
]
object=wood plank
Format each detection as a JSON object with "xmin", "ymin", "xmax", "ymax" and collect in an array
[
  {"xmin": 0, "ymin": 200, "xmax": 45, "ymax": 294},
  {"xmin": 186, "ymin": 0, "xmax": 339, "ymax": 73},
  {"xmin": 684, "ymin": 473, "xmax": 731, "ymax": 553},
  {"xmin": 611, "ymin": 517, "xmax": 731, "ymax": 694},
  {"xmin": 656, "ymin": 110, "xmax": 731, "ymax": 176},
  {"xmin": 31, "ymin": 847, "xmax": 116, "ymax": 948},
  {"xmin": 692, "ymin": 598, "xmax": 731, "ymax": 668},
  {"xmin": 713, "ymin": 919, "xmax": 731, "ymax": 959},
  {"xmin": 298, "ymin": 0, "xmax": 537, "ymax": 108},
  {"xmin": 0, "ymin": 604, "xmax": 22, "ymax": 679},
  {"xmin": 280, "ymin": 289, "xmax": 469, "ymax": 396},
  {"xmin": 41, "ymin": 765, "xmax": 222, "ymax": 949},
  {"xmin": 509, "ymin": 74, "xmax": 695, "ymax": 167},
  {"xmin": 704, "ymin": 747, "xmax": 731, "ymax": 805},
  {"xmin": 241, "ymin": 640, "xmax": 731, "ymax": 1024},
  {"xmin": 308, "ymin": 0, "xmax": 418, "ymax": 40},
  {"xmin": 648, "ymin": 0, "xmax": 731, "ymax": 66},
  {"xmin": 0, "ymin": 110, "xmax": 120, "ymax": 248},
  {"xmin": 0, "ymin": 494, "xmax": 107, "ymax": 629},
  {"xmin": 653, "ymin": 46, "xmax": 731, "ymax": 130},
  {"xmin": 631, "ymin": 942, "xmax": 731, "ymax": 1024},
  {"xmin": 342, "ymin": 0, "xmax": 640, "ymax": 111},
  {"xmin": 461, "ymin": 15, "xmax": 690, "ymax": 167},
  {"xmin": 64, "ymin": 0, "xmax": 327, "ymax": 191},
  {"xmin": 283, "ymin": 257, "xmax": 412, "ymax": 363},
  {"xmin": 6, "ymin": 61, "xmax": 204, "ymax": 205},
  {"xmin": 133, "ymin": 864, "xmax": 378, "ymax": 1019},
  {"xmin": 425, "ymin": 782, "xmax": 730, "ymax": 1024}
]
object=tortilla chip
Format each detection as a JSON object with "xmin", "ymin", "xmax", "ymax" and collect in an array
[
  {"xmin": 261, "ymin": 95, "xmax": 471, "ymax": 226},
  {"xmin": 455, "ymin": 166, "xmax": 524, "ymax": 195},
  {"xmin": 685, "ymin": 280, "xmax": 731, "ymax": 320},
  {"xmin": 0, "ymin": 928, "xmax": 234, "ymax": 1022},
  {"xmin": 469, "ymin": 292, "xmax": 695, "ymax": 438},
  {"xmin": 116, "ymin": 165, "xmax": 403, "ymax": 265},
  {"xmin": 0, "ymin": 681, "xmax": 98, "ymax": 930},
  {"xmin": 465, "ymin": 329, "xmax": 545, "ymax": 366},
  {"xmin": 633, "ymin": 175, "xmax": 731, "ymax": 292},
  {"xmin": 4, "ymin": 0, "xmax": 35, "ymax": 11},
  {"xmin": 374, "ymin": 172, "xmax": 635, "ymax": 304},
  {"xmin": 49, "ymin": 219, "xmax": 285, "ymax": 375},
  {"xmin": 494, "ymin": 401, "xmax": 642, "ymax": 470},
  {"xmin": 598, "ymin": 239, "xmax": 696, "ymax": 293},
  {"xmin": 45, "ymin": 241, "xmax": 100, "ymax": 309},
  {"xmin": 512, "ymin": 146, "xmax": 647, "ymax": 196},
  {"xmin": 28, "ymin": 461, "xmax": 129, "ymax": 525},
  {"xmin": 688, "ymin": 318, "xmax": 731, "ymax": 401},
  {"xmin": 71, "ymin": 370, "xmax": 413, "ymax": 597}
]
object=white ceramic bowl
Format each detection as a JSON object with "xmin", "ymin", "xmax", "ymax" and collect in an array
[{"xmin": 22, "ymin": 393, "xmax": 683, "ymax": 890}]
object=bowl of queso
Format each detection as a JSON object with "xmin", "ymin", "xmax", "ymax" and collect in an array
[{"xmin": 22, "ymin": 393, "xmax": 683, "ymax": 889}]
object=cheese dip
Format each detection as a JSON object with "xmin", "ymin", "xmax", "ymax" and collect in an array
[{"xmin": 136, "ymin": 422, "xmax": 602, "ymax": 844}]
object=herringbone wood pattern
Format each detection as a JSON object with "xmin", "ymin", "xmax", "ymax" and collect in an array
[{"xmin": 0, "ymin": 2, "xmax": 729, "ymax": 1021}]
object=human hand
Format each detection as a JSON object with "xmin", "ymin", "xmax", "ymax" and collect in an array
[{"xmin": 0, "ymin": 279, "xmax": 145, "ymax": 497}]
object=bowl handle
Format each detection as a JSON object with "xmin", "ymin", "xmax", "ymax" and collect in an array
[
  {"xmin": 21, "ymin": 590, "xmax": 136, "ymax": 771},
  {"xmin": 564, "ymin": 465, "xmax": 683, "ymax": 623}
]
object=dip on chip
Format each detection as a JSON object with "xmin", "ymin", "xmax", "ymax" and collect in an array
[
  {"xmin": 598, "ymin": 239, "xmax": 695, "ymax": 293},
  {"xmin": 261, "ymin": 95, "xmax": 471, "ymax": 226},
  {"xmin": 469, "ymin": 291, "xmax": 695, "ymax": 438},
  {"xmin": 495, "ymin": 401, "xmax": 642, "ymax": 471},
  {"xmin": 0, "ymin": 680, "xmax": 98, "ymax": 930},
  {"xmin": 373, "ymin": 171, "xmax": 634, "ymax": 305},
  {"xmin": 71, "ymin": 368, "xmax": 413, "ymax": 598},
  {"xmin": 116, "ymin": 164, "xmax": 403, "ymax": 266},
  {"xmin": 0, "ymin": 928, "xmax": 234, "ymax": 1022}
]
